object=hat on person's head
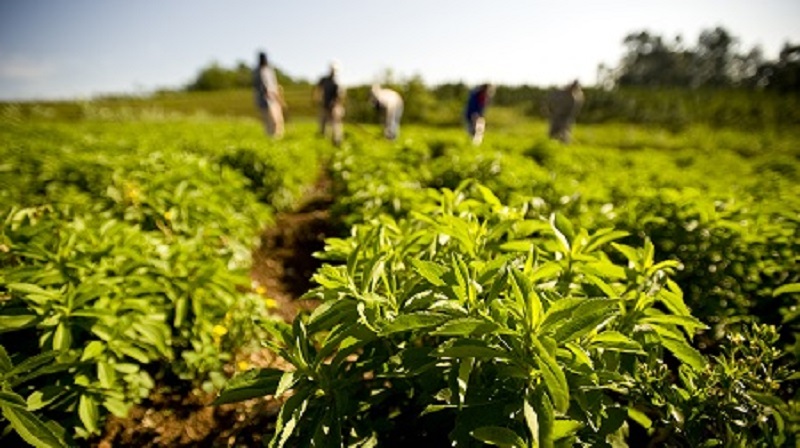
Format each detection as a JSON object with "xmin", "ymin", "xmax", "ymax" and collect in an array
[{"xmin": 330, "ymin": 60, "xmax": 341, "ymax": 74}]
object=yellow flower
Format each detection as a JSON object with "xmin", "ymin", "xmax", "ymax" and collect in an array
[
  {"xmin": 163, "ymin": 210, "xmax": 173, "ymax": 221},
  {"xmin": 237, "ymin": 360, "xmax": 250, "ymax": 371},
  {"xmin": 212, "ymin": 324, "xmax": 228, "ymax": 337},
  {"xmin": 264, "ymin": 298, "xmax": 278, "ymax": 309},
  {"xmin": 255, "ymin": 285, "xmax": 267, "ymax": 295}
]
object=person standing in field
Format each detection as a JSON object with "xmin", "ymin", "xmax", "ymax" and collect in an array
[
  {"xmin": 369, "ymin": 84, "xmax": 404, "ymax": 140},
  {"xmin": 253, "ymin": 51, "xmax": 285, "ymax": 138},
  {"xmin": 545, "ymin": 80, "xmax": 584, "ymax": 143},
  {"xmin": 464, "ymin": 83, "xmax": 494, "ymax": 145},
  {"xmin": 314, "ymin": 61, "xmax": 345, "ymax": 146}
]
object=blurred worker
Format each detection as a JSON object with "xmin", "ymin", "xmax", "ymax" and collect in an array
[
  {"xmin": 314, "ymin": 61, "xmax": 346, "ymax": 146},
  {"xmin": 369, "ymin": 84, "xmax": 404, "ymax": 140},
  {"xmin": 253, "ymin": 51, "xmax": 285, "ymax": 138},
  {"xmin": 545, "ymin": 80, "xmax": 584, "ymax": 143},
  {"xmin": 464, "ymin": 83, "xmax": 494, "ymax": 145}
]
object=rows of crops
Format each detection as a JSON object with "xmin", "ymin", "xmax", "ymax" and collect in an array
[{"xmin": 1, "ymin": 106, "xmax": 799, "ymax": 446}]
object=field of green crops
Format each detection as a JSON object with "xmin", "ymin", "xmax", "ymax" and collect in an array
[{"xmin": 1, "ymin": 101, "xmax": 798, "ymax": 447}]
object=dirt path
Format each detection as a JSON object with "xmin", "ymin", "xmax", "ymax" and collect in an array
[{"xmin": 93, "ymin": 173, "xmax": 337, "ymax": 447}]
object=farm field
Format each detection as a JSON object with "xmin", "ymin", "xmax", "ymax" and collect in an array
[{"xmin": 1, "ymin": 102, "xmax": 798, "ymax": 447}]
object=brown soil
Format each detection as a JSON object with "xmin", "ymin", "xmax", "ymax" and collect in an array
[{"xmin": 92, "ymin": 174, "xmax": 337, "ymax": 447}]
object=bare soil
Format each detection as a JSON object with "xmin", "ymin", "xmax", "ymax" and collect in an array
[{"xmin": 92, "ymin": 175, "xmax": 337, "ymax": 447}]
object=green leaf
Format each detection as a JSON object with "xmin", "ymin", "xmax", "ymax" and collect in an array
[
  {"xmin": 642, "ymin": 315, "xmax": 708, "ymax": 335},
  {"xmin": 584, "ymin": 262, "xmax": 627, "ymax": 280},
  {"xmin": 550, "ymin": 214, "xmax": 574, "ymax": 252},
  {"xmin": 308, "ymin": 298, "xmax": 356, "ymax": 334},
  {"xmin": 773, "ymin": 283, "xmax": 800, "ymax": 297},
  {"xmin": 533, "ymin": 337, "xmax": 569, "ymax": 413},
  {"xmin": 410, "ymin": 258, "xmax": 448, "ymax": 287},
  {"xmin": 529, "ymin": 262, "xmax": 562, "ymax": 282},
  {"xmin": 80, "ymin": 341, "xmax": 106, "ymax": 361},
  {"xmin": 53, "ymin": 321, "xmax": 72, "ymax": 351},
  {"xmin": 584, "ymin": 229, "xmax": 630, "ymax": 253},
  {"xmin": 658, "ymin": 335, "xmax": 706, "ymax": 371},
  {"xmin": 8, "ymin": 351, "xmax": 58, "ymax": 384},
  {"xmin": 657, "ymin": 280, "xmax": 691, "ymax": 316},
  {"xmin": 103, "ymin": 397, "xmax": 130, "ymax": 417},
  {"xmin": 749, "ymin": 392, "xmax": 785, "ymax": 408},
  {"xmin": 435, "ymin": 342, "xmax": 510, "ymax": 360},
  {"xmin": 213, "ymin": 368, "xmax": 284, "ymax": 405},
  {"xmin": 0, "ymin": 344, "xmax": 12, "ymax": 372},
  {"xmin": 7, "ymin": 283, "xmax": 59, "ymax": 298},
  {"xmin": 380, "ymin": 312, "xmax": 449, "ymax": 335},
  {"xmin": 275, "ymin": 372, "xmax": 296, "ymax": 397},
  {"xmin": 476, "ymin": 184, "xmax": 503, "ymax": 208},
  {"xmin": 471, "ymin": 426, "xmax": 526, "ymax": 448},
  {"xmin": 499, "ymin": 240, "xmax": 535, "ymax": 252},
  {"xmin": 552, "ymin": 419, "xmax": 582, "ymax": 440},
  {"xmin": 2, "ymin": 404, "xmax": 66, "ymax": 448},
  {"xmin": 26, "ymin": 386, "xmax": 67, "ymax": 412},
  {"xmin": 173, "ymin": 296, "xmax": 188, "ymax": 328},
  {"xmin": 628, "ymin": 407, "xmax": 652, "ymax": 429},
  {"xmin": 549, "ymin": 299, "xmax": 618, "ymax": 344},
  {"xmin": 523, "ymin": 397, "xmax": 539, "ymax": 447},
  {"xmin": 0, "ymin": 314, "xmax": 39, "ymax": 332},
  {"xmin": 531, "ymin": 387, "xmax": 554, "ymax": 448},
  {"xmin": 0, "ymin": 390, "xmax": 27, "ymax": 408},
  {"xmin": 431, "ymin": 317, "xmax": 503, "ymax": 337},
  {"xmin": 510, "ymin": 268, "xmax": 542, "ymax": 331},
  {"xmin": 78, "ymin": 394, "xmax": 100, "ymax": 434},
  {"xmin": 589, "ymin": 331, "xmax": 645, "ymax": 354},
  {"xmin": 270, "ymin": 387, "xmax": 310, "ymax": 448},
  {"xmin": 98, "ymin": 362, "xmax": 115, "ymax": 389},
  {"xmin": 611, "ymin": 243, "xmax": 639, "ymax": 267}
]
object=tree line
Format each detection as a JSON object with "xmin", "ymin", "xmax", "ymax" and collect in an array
[
  {"xmin": 187, "ymin": 26, "xmax": 798, "ymax": 94},
  {"xmin": 603, "ymin": 26, "xmax": 799, "ymax": 92}
]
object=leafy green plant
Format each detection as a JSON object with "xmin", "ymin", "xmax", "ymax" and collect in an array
[{"xmin": 217, "ymin": 182, "xmax": 725, "ymax": 446}]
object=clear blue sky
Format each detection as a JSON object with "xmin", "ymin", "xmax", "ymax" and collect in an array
[{"xmin": 1, "ymin": 0, "xmax": 798, "ymax": 100}]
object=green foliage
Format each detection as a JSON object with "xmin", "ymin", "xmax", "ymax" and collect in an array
[
  {"xmin": 627, "ymin": 323, "xmax": 797, "ymax": 446},
  {"xmin": 218, "ymin": 183, "xmax": 788, "ymax": 446},
  {"xmin": 0, "ymin": 116, "xmax": 323, "ymax": 444}
]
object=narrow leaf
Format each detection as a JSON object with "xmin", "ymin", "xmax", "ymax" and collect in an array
[
  {"xmin": 533, "ymin": 337, "xmax": 569, "ymax": 413},
  {"xmin": 2, "ymin": 405, "xmax": 66, "ymax": 448},
  {"xmin": 774, "ymin": 283, "xmax": 800, "ymax": 297},
  {"xmin": 213, "ymin": 368, "xmax": 284, "ymax": 405}
]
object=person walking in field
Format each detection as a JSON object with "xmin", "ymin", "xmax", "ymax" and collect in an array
[
  {"xmin": 253, "ymin": 51, "xmax": 285, "ymax": 138},
  {"xmin": 314, "ymin": 61, "xmax": 345, "ymax": 146},
  {"xmin": 464, "ymin": 83, "xmax": 494, "ymax": 145},
  {"xmin": 369, "ymin": 84, "xmax": 404, "ymax": 140},
  {"xmin": 545, "ymin": 80, "xmax": 584, "ymax": 143}
]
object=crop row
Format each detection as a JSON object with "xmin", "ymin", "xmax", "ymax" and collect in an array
[
  {"xmin": 218, "ymin": 123, "xmax": 799, "ymax": 446},
  {"xmin": 0, "ymin": 116, "xmax": 324, "ymax": 446}
]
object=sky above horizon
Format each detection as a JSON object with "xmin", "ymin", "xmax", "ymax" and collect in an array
[{"xmin": 1, "ymin": 0, "xmax": 798, "ymax": 101}]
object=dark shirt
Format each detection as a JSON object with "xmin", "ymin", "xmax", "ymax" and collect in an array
[
  {"xmin": 317, "ymin": 75, "xmax": 340, "ymax": 110},
  {"xmin": 465, "ymin": 87, "xmax": 488, "ymax": 120}
]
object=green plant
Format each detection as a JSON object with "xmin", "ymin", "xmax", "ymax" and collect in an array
[{"xmin": 216, "ymin": 182, "xmax": 722, "ymax": 446}]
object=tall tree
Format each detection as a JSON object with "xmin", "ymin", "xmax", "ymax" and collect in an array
[{"xmin": 693, "ymin": 27, "xmax": 737, "ymax": 87}]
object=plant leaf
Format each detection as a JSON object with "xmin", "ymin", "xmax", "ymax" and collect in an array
[
  {"xmin": 409, "ymin": 258, "xmax": 448, "ymax": 287},
  {"xmin": 471, "ymin": 426, "xmax": 526, "ymax": 448},
  {"xmin": 2, "ymin": 404, "xmax": 66, "ymax": 448},
  {"xmin": 213, "ymin": 368, "xmax": 284, "ymax": 405}
]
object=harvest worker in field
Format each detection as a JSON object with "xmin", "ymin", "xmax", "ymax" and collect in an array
[
  {"xmin": 464, "ymin": 83, "xmax": 494, "ymax": 145},
  {"xmin": 545, "ymin": 80, "xmax": 584, "ymax": 143},
  {"xmin": 253, "ymin": 51, "xmax": 285, "ymax": 138},
  {"xmin": 369, "ymin": 84, "xmax": 404, "ymax": 140},
  {"xmin": 314, "ymin": 61, "xmax": 346, "ymax": 146}
]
